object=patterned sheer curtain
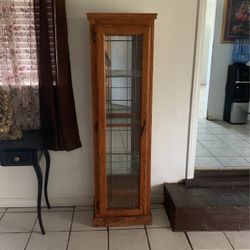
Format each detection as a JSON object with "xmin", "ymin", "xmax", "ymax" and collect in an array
[{"xmin": 0, "ymin": 0, "xmax": 40, "ymax": 129}]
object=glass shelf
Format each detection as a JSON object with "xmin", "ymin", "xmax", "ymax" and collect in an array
[
  {"xmin": 105, "ymin": 35, "xmax": 142, "ymax": 42},
  {"xmin": 106, "ymin": 70, "xmax": 141, "ymax": 78},
  {"xmin": 105, "ymin": 39, "xmax": 143, "ymax": 42}
]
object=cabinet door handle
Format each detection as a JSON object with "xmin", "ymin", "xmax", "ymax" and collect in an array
[
  {"xmin": 141, "ymin": 120, "xmax": 146, "ymax": 136},
  {"xmin": 14, "ymin": 156, "xmax": 20, "ymax": 162},
  {"xmin": 92, "ymin": 31, "xmax": 97, "ymax": 43}
]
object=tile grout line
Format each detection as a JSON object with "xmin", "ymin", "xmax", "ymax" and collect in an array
[
  {"xmin": 0, "ymin": 228, "xmax": 109, "ymax": 234},
  {"xmin": 146, "ymin": 226, "xmax": 172, "ymax": 230},
  {"xmin": 196, "ymin": 134, "xmax": 224, "ymax": 169},
  {"xmin": 184, "ymin": 232, "xmax": 194, "ymax": 250},
  {"xmin": 196, "ymin": 142, "xmax": 250, "ymax": 168},
  {"xmin": 109, "ymin": 226, "xmax": 171, "ymax": 231},
  {"xmin": 205, "ymin": 146, "xmax": 239, "ymax": 159},
  {"xmin": 0, "ymin": 208, "xmax": 7, "ymax": 221},
  {"xmin": 0, "ymin": 232, "xmax": 34, "ymax": 235},
  {"xmin": 195, "ymin": 152, "xmax": 249, "ymax": 169},
  {"xmin": 223, "ymin": 231, "xmax": 235, "ymax": 250},
  {"xmin": 202, "ymin": 130, "xmax": 241, "ymax": 160},
  {"xmin": 211, "ymin": 130, "xmax": 250, "ymax": 163},
  {"xmin": 197, "ymin": 121, "xmax": 250, "ymax": 166},
  {"xmin": 65, "ymin": 228, "xmax": 107, "ymax": 232},
  {"xmin": 0, "ymin": 225, "xmax": 170, "ymax": 234},
  {"xmin": 144, "ymin": 226, "xmax": 151, "ymax": 250},
  {"xmin": 5, "ymin": 209, "xmax": 75, "ymax": 214},
  {"xmin": 243, "ymin": 156, "xmax": 250, "ymax": 163},
  {"xmin": 24, "ymin": 215, "xmax": 38, "ymax": 250},
  {"xmin": 6, "ymin": 207, "xmax": 73, "ymax": 214},
  {"xmin": 66, "ymin": 206, "xmax": 76, "ymax": 250},
  {"xmin": 214, "ymin": 156, "xmax": 250, "ymax": 168},
  {"xmin": 109, "ymin": 228, "xmax": 145, "ymax": 231}
]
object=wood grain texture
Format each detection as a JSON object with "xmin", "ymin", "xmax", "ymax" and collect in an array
[
  {"xmin": 164, "ymin": 183, "xmax": 250, "ymax": 231},
  {"xmin": 87, "ymin": 13, "xmax": 157, "ymax": 25},
  {"xmin": 185, "ymin": 170, "xmax": 250, "ymax": 187},
  {"xmin": 93, "ymin": 214, "xmax": 152, "ymax": 227},
  {"xmin": 88, "ymin": 13, "xmax": 156, "ymax": 226}
]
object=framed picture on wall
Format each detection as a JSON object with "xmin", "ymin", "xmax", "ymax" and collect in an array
[{"xmin": 221, "ymin": 0, "xmax": 250, "ymax": 43}]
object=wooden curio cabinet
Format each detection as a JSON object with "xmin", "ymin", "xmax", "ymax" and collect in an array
[{"xmin": 87, "ymin": 13, "xmax": 157, "ymax": 226}]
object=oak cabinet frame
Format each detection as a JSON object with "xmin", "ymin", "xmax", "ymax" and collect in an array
[{"xmin": 87, "ymin": 13, "xmax": 157, "ymax": 226}]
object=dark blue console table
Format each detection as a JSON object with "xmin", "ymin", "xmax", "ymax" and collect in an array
[{"xmin": 0, "ymin": 130, "xmax": 51, "ymax": 234}]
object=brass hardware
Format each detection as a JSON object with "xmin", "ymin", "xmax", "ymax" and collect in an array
[
  {"xmin": 14, "ymin": 156, "xmax": 20, "ymax": 162},
  {"xmin": 92, "ymin": 32, "xmax": 97, "ymax": 43},
  {"xmin": 141, "ymin": 120, "xmax": 146, "ymax": 136},
  {"xmin": 95, "ymin": 122, "xmax": 98, "ymax": 132}
]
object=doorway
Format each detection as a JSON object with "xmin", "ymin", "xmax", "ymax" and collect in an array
[{"xmin": 187, "ymin": 0, "xmax": 250, "ymax": 179}]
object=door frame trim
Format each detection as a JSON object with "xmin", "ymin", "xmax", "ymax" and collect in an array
[{"xmin": 186, "ymin": 0, "xmax": 207, "ymax": 179}]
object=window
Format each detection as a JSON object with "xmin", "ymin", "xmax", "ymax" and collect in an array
[{"xmin": 0, "ymin": 0, "xmax": 40, "ymax": 129}]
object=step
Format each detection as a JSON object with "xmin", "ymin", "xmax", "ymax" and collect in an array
[
  {"xmin": 164, "ymin": 183, "xmax": 250, "ymax": 231},
  {"xmin": 185, "ymin": 170, "xmax": 250, "ymax": 187}
]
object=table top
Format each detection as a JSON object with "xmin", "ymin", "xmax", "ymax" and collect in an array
[{"xmin": 0, "ymin": 130, "xmax": 45, "ymax": 150}]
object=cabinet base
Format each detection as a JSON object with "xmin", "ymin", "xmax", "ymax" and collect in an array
[{"xmin": 93, "ymin": 214, "xmax": 152, "ymax": 227}]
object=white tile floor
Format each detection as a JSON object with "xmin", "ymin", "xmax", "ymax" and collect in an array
[
  {"xmin": 0, "ymin": 206, "xmax": 249, "ymax": 250},
  {"xmin": 196, "ymin": 85, "xmax": 250, "ymax": 170}
]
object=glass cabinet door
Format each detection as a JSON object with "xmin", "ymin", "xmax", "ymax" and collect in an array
[
  {"xmin": 88, "ymin": 13, "xmax": 156, "ymax": 226},
  {"xmin": 104, "ymin": 35, "xmax": 143, "ymax": 209}
]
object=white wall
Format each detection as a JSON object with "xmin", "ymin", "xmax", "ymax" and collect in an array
[
  {"xmin": 0, "ymin": 0, "xmax": 198, "ymax": 207},
  {"xmin": 207, "ymin": 0, "xmax": 232, "ymax": 120}
]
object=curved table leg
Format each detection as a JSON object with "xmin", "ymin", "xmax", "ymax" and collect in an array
[
  {"xmin": 44, "ymin": 150, "xmax": 51, "ymax": 209},
  {"xmin": 33, "ymin": 151, "xmax": 45, "ymax": 235}
]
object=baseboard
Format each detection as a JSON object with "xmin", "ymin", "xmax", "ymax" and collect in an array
[
  {"xmin": 151, "ymin": 193, "xmax": 164, "ymax": 204},
  {"xmin": 0, "ymin": 194, "xmax": 164, "ymax": 208}
]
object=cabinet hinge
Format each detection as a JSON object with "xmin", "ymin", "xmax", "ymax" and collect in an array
[
  {"xmin": 96, "ymin": 200, "xmax": 100, "ymax": 209},
  {"xmin": 92, "ymin": 32, "xmax": 97, "ymax": 43},
  {"xmin": 141, "ymin": 120, "xmax": 146, "ymax": 136},
  {"xmin": 95, "ymin": 122, "xmax": 98, "ymax": 132}
]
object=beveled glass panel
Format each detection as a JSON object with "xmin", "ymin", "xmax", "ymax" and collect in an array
[{"xmin": 105, "ymin": 35, "xmax": 142, "ymax": 209}]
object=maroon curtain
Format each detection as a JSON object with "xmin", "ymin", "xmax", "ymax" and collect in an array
[{"xmin": 33, "ymin": 0, "xmax": 81, "ymax": 151}]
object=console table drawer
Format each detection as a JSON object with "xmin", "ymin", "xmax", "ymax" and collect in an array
[{"xmin": 1, "ymin": 151, "xmax": 33, "ymax": 166}]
